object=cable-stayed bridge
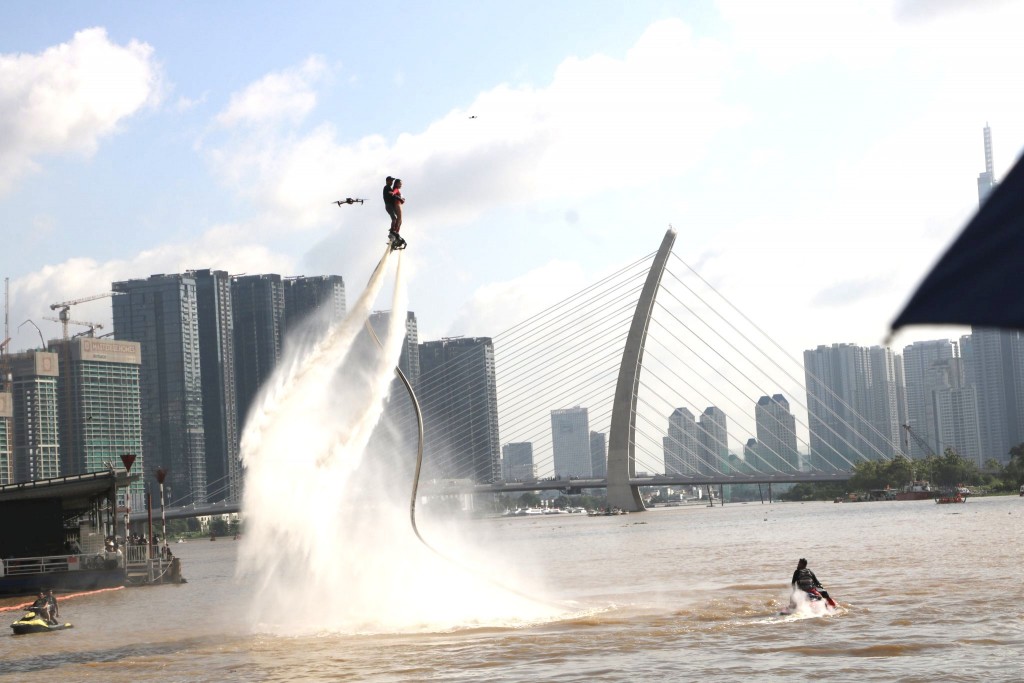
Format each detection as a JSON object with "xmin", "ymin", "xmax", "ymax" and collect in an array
[
  {"xmin": 405, "ymin": 227, "xmax": 902, "ymax": 511},
  {"xmin": 158, "ymin": 228, "xmax": 902, "ymax": 520}
]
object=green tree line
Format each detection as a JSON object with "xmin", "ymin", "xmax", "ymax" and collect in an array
[{"xmin": 782, "ymin": 444, "xmax": 1024, "ymax": 501}]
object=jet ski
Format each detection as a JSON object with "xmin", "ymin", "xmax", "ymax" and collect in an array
[
  {"xmin": 778, "ymin": 587, "xmax": 838, "ymax": 616},
  {"xmin": 10, "ymin": 609, "xmax": 73, "ymax": 635}
]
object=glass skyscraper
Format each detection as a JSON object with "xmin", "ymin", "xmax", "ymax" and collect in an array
[
  {"xmin": 192, "ymin": 269, "xmax": 240, "ymax": 503},
  {"xmin": 283, "ymin": 275, "xmax": 346, "ymax": 336},
  {"xmin": 113, "ymin": 274, "xmax": 207, "ymax": 505},
  {"xmin": 9, "ymin": 351, "xmax": 61, "ymax": 482},
  {"xmin": 232, "ymin": 274, "xmax": 285, "ymax": 428},
  {"xmin": 551, "ymin": 406, "xmax": 591, "ymax": 478},
  {"xmin": 418, "ymin": 337, "xmax": 500, "ymax": 483},
  {"xmin": 49, "ymin": 337, "xmax": 144, "ymax": 506},
  {"xmin": 0, "ymin": 391, "xmax": 14, "ymax": 484}
]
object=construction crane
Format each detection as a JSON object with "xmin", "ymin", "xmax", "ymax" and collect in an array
[
  {"xmin": 1, "ymin": 277, "xmax": 8, "ymax": 391},
  {"xmin": 42, "ymin": 316, "xmax": 103, "ymax": 338},
  {"xmin": 50, "ymin": 292, "xmax": 116, "ymax": 340},
  {"xmin": 901, "ymin": 423, "xmax": 937, "ymax": 458}
]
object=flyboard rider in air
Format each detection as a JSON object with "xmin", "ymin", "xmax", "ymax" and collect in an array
[
  {"xmin": 333, "ymin": 176, "xmax": 407, "ymax": 250},
  {"xmin": 383, "ymin": 176, "xmax": 407, "ymax": 250}
]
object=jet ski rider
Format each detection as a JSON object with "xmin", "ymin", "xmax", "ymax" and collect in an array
[
  {"xmin": 791, "ymin": 558, "xmax": 834, "ymax": 606},
  {"xmin": 30, "ymin": 590, "xmax": 56, "ymax": 624}
]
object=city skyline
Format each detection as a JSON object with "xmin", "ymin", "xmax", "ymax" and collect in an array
[{"xmin": 3, "ymin": 3, "xmax": 1024, "ymax": 376}]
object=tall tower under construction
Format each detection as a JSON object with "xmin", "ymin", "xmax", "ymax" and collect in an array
[{"xmin": 977, "ymin": 123, "xmax": 997, "ymax": 205}]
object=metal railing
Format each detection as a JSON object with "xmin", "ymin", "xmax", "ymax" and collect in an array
[
  {"xmin": 1, "ymin": 552, "xmax": 124, "ymax": 576},
  {"xmin": 125, "ymin": 544, "xmax": 150, "ymax": 566}
]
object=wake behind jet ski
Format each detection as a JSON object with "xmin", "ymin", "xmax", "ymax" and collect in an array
[{"xmin": 779, "ymin": 585, "xmax": 838, "ymax": 616}]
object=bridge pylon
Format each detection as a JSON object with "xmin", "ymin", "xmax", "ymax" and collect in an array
[{"xmin": 606, "ymin": 228, "xmax": 677, "ymax": 512}]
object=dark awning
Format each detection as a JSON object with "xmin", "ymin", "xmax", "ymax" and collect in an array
[
  {"xmin": 0, "ymin": 470, "xmax": 122, "ymax": 511},
  {"xmin": 891, "ymin": 153, "xmax": 1024, "ymax": 332}
]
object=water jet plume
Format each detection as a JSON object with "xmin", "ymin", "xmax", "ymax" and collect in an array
[{"xmin": 238, "ymin": 250, "xmax": 565, "ymax": 634}]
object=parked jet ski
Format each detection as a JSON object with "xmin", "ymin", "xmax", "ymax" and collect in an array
[{"xmin": 10, "ymin": 608, "xmax": 73, "ymax": 635}]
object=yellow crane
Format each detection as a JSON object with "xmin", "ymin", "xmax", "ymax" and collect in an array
[
  {"xmin": 49, "ymin": 292, "xmax": 116, "ymax": 340},
  {"xmin": 42, "ymin": 316, "xmax": 104, "ymax": 338}
]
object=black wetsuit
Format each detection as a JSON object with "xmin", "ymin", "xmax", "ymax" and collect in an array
[
  {"xmin": 31, "ymin": 597, "xmax": 54, "ymax": 624},
  {"xmin": 791, "ymin": 567, "xmax": 821, "ymax": 592},
  {"xmin": 792, "ymin": 567, "xmax": 832, "ymax": 603},
  {"xmin": 383, "ymin": 184, "xmax": 397, "ymax": 224}
]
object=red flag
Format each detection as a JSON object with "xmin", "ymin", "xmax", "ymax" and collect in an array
[{"xmin": 120, "ymin": 453, "xmax": 137, "ymax": 473}]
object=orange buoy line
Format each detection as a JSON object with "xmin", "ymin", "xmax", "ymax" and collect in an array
[{"xmin": 0, "ymin": 585, "xmax": 125, "ymax": 612}]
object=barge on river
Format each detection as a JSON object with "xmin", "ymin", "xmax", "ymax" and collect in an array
[{"xmin": 0, "ymin": 469, "xmax": 180, "ymax": 597}]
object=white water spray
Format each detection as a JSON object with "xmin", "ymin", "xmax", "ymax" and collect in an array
[{"xmin": 238, "ymin": 248, "xmax": 564, "ymax": 634}]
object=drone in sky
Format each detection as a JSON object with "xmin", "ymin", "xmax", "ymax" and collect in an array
[{"xmin": 333, "ymin": 198, "xmax": 366, "ymax": 206}]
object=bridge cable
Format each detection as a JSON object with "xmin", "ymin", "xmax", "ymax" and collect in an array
[
  {"xmin": 658, "ymin": 267, "xmax": 891, "ymax": 464},
  {"xmin": 665, "ymin": 256, "xmax": 904, "ymax": 460}
]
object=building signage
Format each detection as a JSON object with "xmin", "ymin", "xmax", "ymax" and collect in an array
[
  {"xmin": 38, "ymin": 352, "xmax": 58, "ymax": 376},
  {"xmin": 73, "ymin": 338, "xmax": 142, "ymax": 365}
]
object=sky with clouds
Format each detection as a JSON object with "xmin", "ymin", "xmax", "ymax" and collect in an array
[{"xmin": 2, "ymin": 0, "xmax": 1023, "ymax": 375}]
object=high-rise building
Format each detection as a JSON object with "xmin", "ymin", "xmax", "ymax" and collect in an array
[
  {"xmin": 501, "ymin": 442, "xmax": 534, "ymax": 481},
  {"xmin": 961, "ymin": 124, "xmax": 1023, "ymax": 465},
  {"xmin": 283, "ymin": 275, "xmax": 346, "ymax": 336},
  {"xmin": 902, "ymin": 340, "xmax": 955, "ymax": 458},
  {"xmin": 369, "ymin": 310, "xmax": 420, "ymax": 386},
  {"xmin": 232, "ymin": 274, "xmax": 285, "ymax": 427},
  {"xmin": 367, "ymin": 310, "xmax": 421, "ymax": 460},
  {"xmin": 47, "ymin": 338, "xmax": 144, "ymax": 505},
  {"xmin": 192, "ymin": 269, "xmax": 241, "ymax": 503},
  {"xmin": 893, "ymin": 354, "xmax": 909, "ymax": 454},
  {"xmin": 961, "ymin": 328, "xmax": 1024, "ymax": 464},
  {"xmin": 754, "ymin": 394, "xmax": 799, "ymax": 472},
  {"xmin": 698, "ymin": 406, "xmax": 729, "ymax": 475},
  {"xmin": 9, "ymin": 351, "xmax": 60, "ymax": 482},
  {"xmin": 551, "ymin": 407, "xmax": 591, "ymax": 478},
  {"xmin": 418, "ymin": 337, "xmax": 500, "ymax": 483},
  {"xmin": 0, "ymin": 391, "xmax": 14, "ymax": 485},
  {"xmin": 663, "ymin": 407, "xmax": 699, "ymax": 476},
  {"xmin": 590, "ymin": 431, "xmax": 607, "ymax": 478},
  {"xmin": 113, "ymin": 274, "xmax": 207, "ymax": 505},
  {"xmin": 743, "ymin": 438, "xmax": 759, "ymax": 468},
  {"xmin": 977, "ymin": 123, "xmax": 997, "ymax": 205},
  {"xmin": 867, "ymin": 346, "xmax": 903, "ymax": 459},
  {"xmin": 804, "ymin": 344, "xmax": 902, "ymax": 469},
  {"xmin": 929, "ymin": 356, "xmax": 983, "ymax": 466}
]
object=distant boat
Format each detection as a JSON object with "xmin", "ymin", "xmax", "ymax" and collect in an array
[
  {"xmin": 936, "ymin": 494, "xmax": 966, "ymax": 504},
  {"xmin": 895, "ymin": 481, "xmax": 934, "ymax": 501}
]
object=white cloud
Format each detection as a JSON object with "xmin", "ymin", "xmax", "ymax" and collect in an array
[
  {"xmin": 449, "ymin": 260, "xmax": 588, "ymax": 338},
  {"xmin": 204, "ymin": 18, "xmax": 743, "ymax": 236},
  {"xmin": 8, "ymin": 226, "xmax": 293, "ymax": 351},
  {"xmin": 716, "ymin": 1, "xmax": 899, "ymax": 71},
  {"xmin": 0, "ymin": 27, "xmax": 160, "ymax": 195},
  {"xmin": 215, "ymin": 56, "xmax": 325, "ymax": 128}
]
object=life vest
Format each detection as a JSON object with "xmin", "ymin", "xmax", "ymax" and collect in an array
[{"xmin": 795, "ymin": 567, "xmax": 815, "ymax": 590}]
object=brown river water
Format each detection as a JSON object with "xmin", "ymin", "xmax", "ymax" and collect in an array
[{"xmin": 1, "ymin": 495, "xmax": 1021, "ymax": 682}]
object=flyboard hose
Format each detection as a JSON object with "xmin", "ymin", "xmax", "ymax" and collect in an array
[{"xmin": 365, "ymin": 248, "xmax": 563, "ymax": 611}]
